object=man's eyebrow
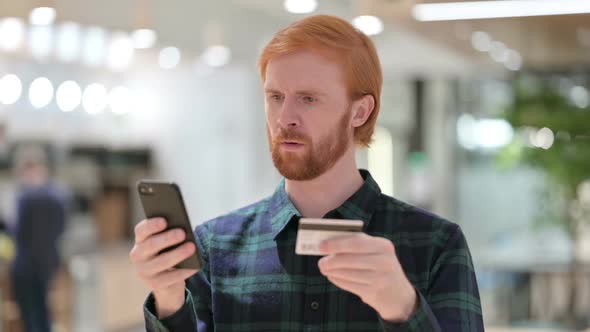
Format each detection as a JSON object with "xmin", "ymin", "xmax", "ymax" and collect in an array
[
  {"xmin": 295, "ymin": 90, "xmax": 325, "ymax": 97},
  {"xmin": 264, "ymin": 88, "xmax": 282, "ymax": 94},
  {"xmin": 264, "ymin": 88, "xmax": 325, "ymax": 96}
]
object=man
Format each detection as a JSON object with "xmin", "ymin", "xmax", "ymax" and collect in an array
[
  {"xmin": 132, "ymin": 15, "xmax": 483, "ymax": 331},
  {"xmin": 11, "ymin": 145, "xmax": 66, "ymax": 332}
]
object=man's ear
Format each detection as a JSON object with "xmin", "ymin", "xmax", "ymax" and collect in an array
[{"xmin": 351, "ymin": 94, "xmax": 375, "ymax": 128}]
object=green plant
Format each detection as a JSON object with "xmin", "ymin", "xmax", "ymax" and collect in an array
[{"xmin": 499, "ymin": 75, "xmax": 590, "ymax": 327}]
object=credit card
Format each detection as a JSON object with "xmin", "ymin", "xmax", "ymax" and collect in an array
[{"xmin": 295, "ymin": 218, "xmax": 364, "ymax": 256}]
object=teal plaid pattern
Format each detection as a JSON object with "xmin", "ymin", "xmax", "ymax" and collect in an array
[{"xmin": 144, "ymin": 170, "xmax": 483, "ymax": 331}]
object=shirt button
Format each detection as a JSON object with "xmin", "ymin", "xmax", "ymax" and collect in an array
[{"xmin": 310, "ymin": 301, "xmax": 320, "ymax": 311}]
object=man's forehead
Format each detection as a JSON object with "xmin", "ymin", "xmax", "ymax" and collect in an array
[
  {"xmin": 267, "ymin": 50, "xmax": 341, "ymax": 72},
  {"xmin": 264, "ymin": 50, "xmax": 345, "ymax": 92},
  {"xmin": 264, "ymin": 80, "xmax": 328, "ymax": 94}
]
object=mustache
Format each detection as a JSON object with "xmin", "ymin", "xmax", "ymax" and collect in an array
[{"xmin": 273, "ymin": 127, "xmax": 310, "ymax": 144}]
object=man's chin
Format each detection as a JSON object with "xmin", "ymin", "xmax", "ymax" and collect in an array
[
  {"xmin": 272, "ymin": 157, "xmax": 311, "ymax": 181},
  {"xmin": 273, "ymin": 160, "xmax": 326, "ymax": 181},
  {"xmin": 279, "ymin": 170, "xmax": 320, "ymax": 181}
]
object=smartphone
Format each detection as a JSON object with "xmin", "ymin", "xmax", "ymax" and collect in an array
[{"xmin": 137, "ymin": 180, "xmax": 201, "ymax": 270}]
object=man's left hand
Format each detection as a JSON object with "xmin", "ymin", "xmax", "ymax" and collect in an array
[{"xmin": 318, "ymin": 232, "xmax": 418, "ymax": 322}]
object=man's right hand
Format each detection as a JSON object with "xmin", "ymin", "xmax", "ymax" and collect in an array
[{"xmin": 129, "ymin": 218, "xmax": 198, "ymax": 318}]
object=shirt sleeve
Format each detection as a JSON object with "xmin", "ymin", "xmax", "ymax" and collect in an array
[
  {"xmin": 143, "ymin": 223, "xmax": 214, "ymax": 332},
  {"xmin": 380, "ymin": 225, "xmax": 484, "ymax": 332},
  {"xmin": 144, "ymin": 288, "xmax": 196, "ymax": 332}
]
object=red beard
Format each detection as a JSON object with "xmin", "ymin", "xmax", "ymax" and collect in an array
[{"xmin": 268, "ymin": 110, "xmax": 351, "ymax": 181}]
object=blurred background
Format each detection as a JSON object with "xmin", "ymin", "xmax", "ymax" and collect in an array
[{"xmin": 0, "ymin": 0, "xmax": 589, "ymax": 331}]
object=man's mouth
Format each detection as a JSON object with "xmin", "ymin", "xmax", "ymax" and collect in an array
[{"xmin": 279, "ymin": 141, "xmax": 305, "ymax": 150}]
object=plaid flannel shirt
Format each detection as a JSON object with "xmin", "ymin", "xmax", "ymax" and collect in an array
[{"xmin": 144, "ymin": 170, "xmax": 483, "ymax": 331}]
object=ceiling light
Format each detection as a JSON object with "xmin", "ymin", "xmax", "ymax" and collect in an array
[
  {"xmin": 0, "ymin": 18, "xmax": 25, "ymax": 51},
  {"xmin": 413, "ymin": 0, "xmax": 590, "ymax": 21},
  {"xmin": 457, "ymin": 115, "xmax": 514, "ymax": 150},
  {"xmin": 56, "ymin": 22, "xmax": 81, "ymax": 62},
  {"xmin": 29, "ymin": 7, "xmax": 56, "ymax": 26},
  {"xmin": 474, "ymin": 119, "xmax": 514, "ymax": 149},
  {"xmin": 107, "ymin": 32, "xmax": 135, "ymax": 71},
  {"xmin": 131, "ymin": 28, "xmax": 157, "ymax": 49},
  {"xmin": 0, "ymin": 74, "xmax": 22, "ymax": 105},
  {"xmin": 56, "ymin": 80, "xmax": 82, "ymax": 112},
  {"xmin": 352, "ymin": 16, "xmax": 384, "ymax": 36},
  {"xmin": 201, "ymin": 45, "xmax": 231, "ymax": 68},
  {"xmin": 82, "ymin": 26, "xmax": 107, "ymax": 67},
  {"xmin": 82, "ymin": 83, "xmax": 108, "ymax": 114},
  {"xmin": 29, "ymin": 77, "xmax": 54, "ymax": 109},
  {"xmin": 29, "ymin": 25, "xmax": 54, "ymax": 59},
  {"xmin": 283, "ymin": 0, "xmax": 317, "ymax": 14},
  {"xmin": 471, "ymin": 31, "xmax": 492, "ymax": 52},
  {"xmin": 489, "ymin": 41, "xmax": 509, "ymax": 62},
  {"xmin": 159, "ymin": 46, "xmax": 181, "ymax": 69},
  {"xmin": 505, "ymin": 50, "xmax": 522, "ymax": 71}
]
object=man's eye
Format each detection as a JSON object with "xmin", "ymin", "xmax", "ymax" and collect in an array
[
  {"xmin": 271, "ymin": 94, "xmax": 283, "ymax": 101},
  {"xmin": 302, "ymin": 96, "xmax": 315, "ymax": 103}
]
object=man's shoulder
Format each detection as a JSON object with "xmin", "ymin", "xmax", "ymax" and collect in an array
[
  {"xmin": 195, "ymin": 196, "xmax": 272, "ymax": 235},
  {"xmin": 19, "ymin": 184, "xmax": 67, "ymax": 206},
  {"xmin": 375, "ymin": 194, "xmax": 471, "ymax": 272},
  {"xmin": 375, "ymin": 193, "xmax": 460, "ymax": 238}
]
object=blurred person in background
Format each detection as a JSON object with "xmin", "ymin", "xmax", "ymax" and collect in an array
[
  {"xmin": 10, "ymin": 145, "xmax": 67, "ymax": 332},
  {"xmin": 0, "ymin": 217, "xmax": 13, "ymax": 262},
  {"xmin": 131, "ymin": 15, "xmax": 483, "ymax": 331}
]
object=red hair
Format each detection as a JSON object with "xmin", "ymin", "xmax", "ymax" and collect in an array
[{"xmin": 258, "ymin": 15, "xmax": 383, "ymax": 147}]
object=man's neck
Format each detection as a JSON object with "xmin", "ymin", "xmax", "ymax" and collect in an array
[{"xmin": 285, "ymin": 148, "xmax": 364, "ymax": 218}]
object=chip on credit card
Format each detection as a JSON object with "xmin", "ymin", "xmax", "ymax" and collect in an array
[{"xmin": 295, "ymin": 218, "xmax": 364, "ymax": 256}]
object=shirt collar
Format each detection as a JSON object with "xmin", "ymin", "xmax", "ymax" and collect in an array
[{"xmin": 268, "ymin": 169, "xmax": 382, "ymax": 240}]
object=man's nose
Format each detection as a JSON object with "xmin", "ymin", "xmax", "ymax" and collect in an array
[{"xmin": 277, "ymin": 97, "xmax": 301, "ymax": 128}]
